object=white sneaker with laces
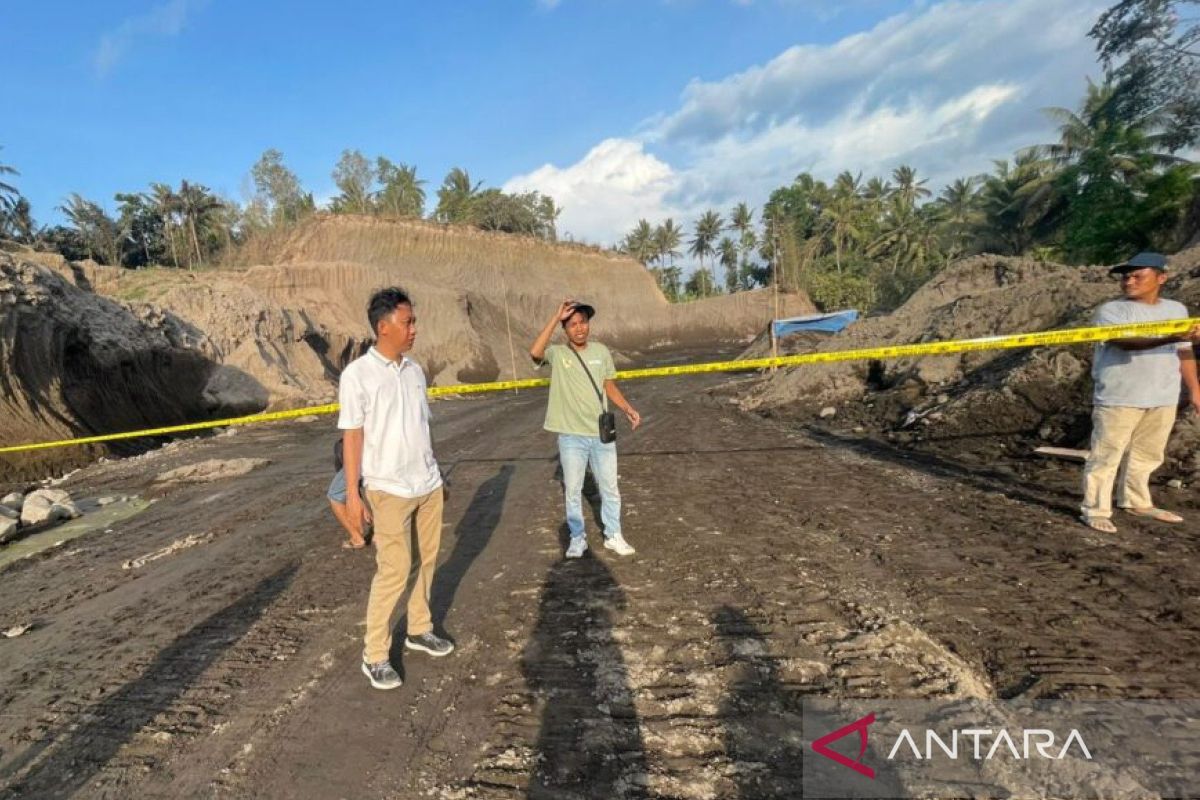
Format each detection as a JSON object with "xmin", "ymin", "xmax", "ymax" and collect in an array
[
  {"xmin": 603, "ymin": 534, "xmax": 635, "ymax": 556},
  {"xmin": 565, "ymin": 538, "xmax": 588, "ymax": 558}
]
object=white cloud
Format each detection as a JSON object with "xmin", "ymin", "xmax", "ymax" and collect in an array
[
  {"xmin": 504, "ymin": 139, "xmax": 682, "ymax": 245},
  {"xmin": 506, "ymin": 0, "xmax": 1108, "ymax": 247},
  {"xmin": 94, "ymin": 0, "xmax": 206, "ymax": 77}
]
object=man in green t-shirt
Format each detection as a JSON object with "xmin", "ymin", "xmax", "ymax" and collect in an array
[{"xmin": 531, "ymin": 299, "xmax": 641, "ymax": 559}]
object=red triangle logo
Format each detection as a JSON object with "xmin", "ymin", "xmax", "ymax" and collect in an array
[{"xmin": 811, "ymin": 712, "xmax": 876, "ymax": 779}]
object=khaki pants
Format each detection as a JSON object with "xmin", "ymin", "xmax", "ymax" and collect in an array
[
  {"xmin": 1081, "ymin": 405, "xmax": 1177, "ymax": 520},
  {"xmin": 363, "ymin": 486, "xmax": 444, "ymax": 664}
]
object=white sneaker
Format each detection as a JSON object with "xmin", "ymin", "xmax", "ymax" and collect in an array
[
  {"xmin": 603, "ymin": 534, "xmax": 635, "ymax": 556},
  {"xmin": 565, "ymin": 538, "xmax": 588, "ymax": 558}
]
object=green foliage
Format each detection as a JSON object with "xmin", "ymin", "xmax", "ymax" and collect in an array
[
  {"xmin": 375, "ymin": 158, "xmax": 425, "ymax": 218},
  {"xmin": 1090, "ymin": 0, "xmax": 1200, "ymax": 150},
  {"xmin": 251, "ymin": 148, "xmax": 311, "ymax": 226},
  {"xmin": 804, "ymin": 269, "xmax": 876, "ymax": 312}
]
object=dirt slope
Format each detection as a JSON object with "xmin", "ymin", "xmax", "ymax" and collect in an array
[
  {"xmin": 739, "ymin": 249, "xmax": 1200, "ymax": 481},
  {"xmin": 0, "ymin": 254, "xmax": 256, "ymax": 482}
]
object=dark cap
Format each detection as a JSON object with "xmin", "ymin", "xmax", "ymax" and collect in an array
[
  {"xmin": 564, "ymin": 302, "xmax": 595, "ymax": 321},
  {"xmin": 1109, "ymin": 251, "xmax": 1168, "ymax": 275}
]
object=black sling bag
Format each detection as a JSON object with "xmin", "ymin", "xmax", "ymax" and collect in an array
[{"xmin": 570, "ymin": 347, "xmax": 617, "ymax": 443}]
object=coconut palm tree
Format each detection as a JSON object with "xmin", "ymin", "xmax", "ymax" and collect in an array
[
  {"xmin": 148, "ymin": 182, "xmax": 183, "ymax": 268},
  {"xmin": 935, "ymin": 177, "xmax": 983, "ymax": 261},
  {"xmin": 0, "ymin": 148, "xmax": 19, "ymax": 212},
  {"xmin": 177, "ymin": 180, "xmax": 223, "ymax": 267},
  {"xmin": 434, "ymin": 167, "xmax": 482, "ymax": 223},
  {"xmin": 820, "ymin": 173, "xmax": 865, "ymax": 273},
  {"xmin": 376, "ymin": 159, "xmax": 426, "ymax": 218},
  {"xmin": 891, "ymin": 164, "xmax": 932, "ymax": 209},
  {"xmin": 718, "ymin": 236, "xmax": 739, "ymax": 293},
  {"xmin": 688, "ymin": 210, "xmax": 723, "ymax": 297},
  {"xmin": 622, "ymin": 219, "xmax": 656, "ymax": 265}
]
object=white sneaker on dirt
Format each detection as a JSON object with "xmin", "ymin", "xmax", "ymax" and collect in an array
[
  {"xmin": 565, "ymin": 538, "xmax": 588, "ymax": 558},
  {"xmin": 603, "ymin": 534, "xmax": 635, "ymax": 556}
]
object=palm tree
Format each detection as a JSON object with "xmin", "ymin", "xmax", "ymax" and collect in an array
[
  {"xmin": 820, "ymin": 172, "xmax": 865, "ymax": 273},
  {"xmin": 891, "ymin": 165, "xmax": 932, "ymax": 209},
  {"xmin": 978, "ymin": 153, "xmax": 1060, "ymax": 255},
  {"xmin": 375, "ymin": 159, "xmax": 426, "ymax": 218},
  {"xmin": 688, "ymin": 210, "xmax": 723, "ymax": 297},
  {"xmin": 622, "ymin": 219, "xmax": 656, "ymax": 265},
  {"xmin": 60, "ymin": 193, "xmax": 124, "ymax": 266},
  {"xmin": 935, "ymin": 177, "xmax": 983, "ymax": 261},
  {"xmin": 654, "ymin": 219, "xmax": 683, "ymax": 270},
  {"xmin": 177, "ymin": 180, "xmax": 223, "ymax": 268},
  {"xmin": 435, "ymin": 167, "xmax": 482, "ymax": 223},
  {"xmin": 148, "ymin": 183, "xmax": 182, "ymax": 268},
  {"xmin": 0, "ymin": 148, "xmax": 19, "ymax": 212},
  {"xmin": 730, "ymin": 202, "xmax": 758, "ymax": 289},
  {"xmin": 718, "ymin": 236, "xmax": 739, "ymax": 293},
  {"xmin": 868, "ymin": 196, "xmax": 927, "ymax": 276}
]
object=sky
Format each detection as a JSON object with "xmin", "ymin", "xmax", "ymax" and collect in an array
[{"xmin": 1, "ymin": 0, "xmax": 1108, "ymax": 247}]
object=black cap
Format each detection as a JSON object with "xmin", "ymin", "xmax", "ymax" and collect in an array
[
  {"xmin": 1109, "ymin": 251, "xmax": 1168, "ymax": 274},
  {"xmin": 566, "ymin": 302, "xmax": 595, "ymax": 320}
]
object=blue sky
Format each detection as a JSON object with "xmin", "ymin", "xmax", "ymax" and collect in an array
[{"xmin": 3, "ymin": 0, "xmax": 1106, "ymax": 245}]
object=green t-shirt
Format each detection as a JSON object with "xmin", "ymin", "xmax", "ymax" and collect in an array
[{"xmin": 535, "ymin": 342, "xmax": 616, "ymax": 436}]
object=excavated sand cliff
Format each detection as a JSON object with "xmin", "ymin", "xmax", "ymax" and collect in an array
[{"xmin": 1, "ymin": 216, "xmax": 814, "ymax": 480}]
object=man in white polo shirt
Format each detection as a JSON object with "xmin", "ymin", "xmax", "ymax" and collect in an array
[{"xmin": 339, "ymin": 287, "xmax": 453, "ymax": 691}]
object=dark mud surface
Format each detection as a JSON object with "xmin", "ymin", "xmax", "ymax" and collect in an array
[{"xmin": 1, "ymin": 350, "xmax": 1198, "ymax": 799}]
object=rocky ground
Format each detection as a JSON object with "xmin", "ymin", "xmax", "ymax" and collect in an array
[{"xmin": 1, "ymin": 344, "xmax": 1198, "ymax": 799}]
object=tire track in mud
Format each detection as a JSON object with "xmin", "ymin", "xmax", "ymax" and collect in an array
[{"xmin": 3, "ymin": 369, "xmax": 1200, "ymax": 798}]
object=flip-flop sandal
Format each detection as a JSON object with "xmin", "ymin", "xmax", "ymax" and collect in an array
[
  {"xmin": 1124, "ymin": 507, "xmax": 1184, "ymax": 523},
  {"xmin": 342, "ymin": 540, "xmax": 367, "ymax": 550},
  {"xmin": 1080, "ymin": 515, "xmax": 1118, "ymax": 534}
]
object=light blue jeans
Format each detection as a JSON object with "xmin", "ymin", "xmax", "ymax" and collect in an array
[{"xmin": 558, "ymin": 434, "xmax": 621, "ymax": 541}]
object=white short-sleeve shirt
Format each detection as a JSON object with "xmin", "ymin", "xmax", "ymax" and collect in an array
[
  {"xmin": 1092, "ymin": 298, "xmax": 1190, "ymax": 408},
  {"xmin": 337, "ymin": 348, "xmax": 442, "ymax": 498}
]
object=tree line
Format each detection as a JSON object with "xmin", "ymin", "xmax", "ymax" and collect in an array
[
  {"xmin": 0, "ymin": 147, "xmax": 561, "ymax": 269},
  {"xmin": 619, "ymin": 0, "xmax": 1199, "ymax": 310}
]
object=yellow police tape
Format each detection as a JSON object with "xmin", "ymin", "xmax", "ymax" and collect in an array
[{"xmin": 2, "ymin": 317, "xmax": 1196, "ymax": 455}]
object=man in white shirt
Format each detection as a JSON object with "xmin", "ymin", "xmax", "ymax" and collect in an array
[
  {"xmin": 339, "ymin": 287, "xmax": 453, "ymax": 691},
  {"xmin": 1081, "ymin": 252, "xmax": 1200, "ymax": 533}
]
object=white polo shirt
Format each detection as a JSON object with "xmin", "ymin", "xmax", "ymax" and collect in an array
[{"xmin": 337, "ymin": 347, "xmax": 442, "ymax": 499}]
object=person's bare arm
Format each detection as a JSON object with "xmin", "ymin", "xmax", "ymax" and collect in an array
[
  {"xmin": 1181, "ymin": 346, "xmax": 1200, "ymax": 415},
  {"xmin": 342, "ymin": 427, "xmax": 369, "ymax": 540},
  {"xmin": 531, "ymin": 299, "xmax": 577, "ymax": 362},
  {"xmin": 1109, "ymin": 324, "xmax": 1200, "ymax": 351},
  {"xmin": 604, "ymin": 380, "xmax": 641, "ymax": 430}
]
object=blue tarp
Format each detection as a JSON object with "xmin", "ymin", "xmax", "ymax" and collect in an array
[{"xmin": 772, "ymin": 309, "xmax": 859, "ymax": 338}]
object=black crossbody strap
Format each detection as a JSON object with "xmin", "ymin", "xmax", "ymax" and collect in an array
[{"xmin": 569, "ymin": 346, "xmax": 608, "ymax": 410}]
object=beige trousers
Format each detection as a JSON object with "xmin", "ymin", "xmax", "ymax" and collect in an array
[
  {"xmin": 363, "ymin": 486, "xmax": 444, "ymax": 664},
  {"xmin": 1081, "ymin": 405, "xmax": 1177, "ymax": 520}
]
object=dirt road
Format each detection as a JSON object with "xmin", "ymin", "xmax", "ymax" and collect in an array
[{"xmin": 1, "ymin": 353, "xmax": 1199, "ymax": 799}]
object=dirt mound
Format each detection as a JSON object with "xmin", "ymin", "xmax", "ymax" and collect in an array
[
  {"xmin": 739, "ymin": 251, "xmax": 1200, "ymax": 481},
  {"xmin": 0, "ymin": 253, "xmax": 269, "ymax": 482}
]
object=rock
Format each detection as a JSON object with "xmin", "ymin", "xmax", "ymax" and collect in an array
[
  {"xmin": 819, "ymin": 406, "xmax": 837, "ymax": 418},
  {"xmin": 936, "ymin": 394, "xmax": 950, "ymax": 404},
  {"xmin": 19, "ymin": 492, "xmax": 79, "ymax": 526},
  {"xmin": 155, "ymin": 458, "xmax": 271, "ymax": 485},
  {"xmin": 0, "ymin": 517, "xmax": 18, "ymax": 542},
  {"xmin": 1, "ymin": 623, "xmax": 33, "ymax": 638},
  {"xmin": 1168, "ymin": 479, "xmax": 1184, "ymax": 489},
  {"xmin": 0, "ymin": 505, "xmax": 17, "ymax": 521},
  {"xmin": 97, "ymin": 496, "xmax": 119, "ymax": 506},
  {"xmin": 27, "ymin": 488, "xmax": 70, "ymax": 505},
  {"xmin": 0, "ymin": 492, "xmax": 22, "ymax": 511}
]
